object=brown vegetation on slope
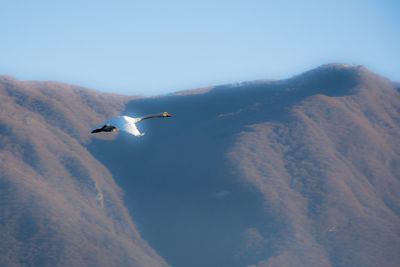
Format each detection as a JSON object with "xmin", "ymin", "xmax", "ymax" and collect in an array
[
  {"xmin": 2, "ymin": 64, "xmax": 399, "ymax": 267},
  {"xmin": 0, "ymin": 76, "xmax": 167, "ymax": 266},
  {"xmin": 229, "ymin": 66, "xmax": 400, "ymax": 266},
  {"xmin": 88, "ymin": 64, "xmax": 400, "ymax": 267}
]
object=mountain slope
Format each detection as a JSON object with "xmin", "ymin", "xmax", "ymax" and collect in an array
[
  {"xmin": 88, "ymin": 64, "xmax": 400, "ymax": 267},
  {"xmin": 229, "ymin": 66, "xmax": 400, "ymax": 266},
  {"xmin": 0, "ymin": 77, "xmax": 168, "ymax": 266},
  {"xmin": 2, "ymin": 64, "xmax": 399, "ymax": 267}
]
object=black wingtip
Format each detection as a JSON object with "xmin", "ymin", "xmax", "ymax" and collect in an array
[{"xmin": 91, "ymin": 128, "xmax": 102, "ymax": 134}]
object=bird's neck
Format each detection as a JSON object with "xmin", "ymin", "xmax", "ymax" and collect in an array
[{"xmin": 139, "ymin": 114, "xmax": 164, "ymax": 121}]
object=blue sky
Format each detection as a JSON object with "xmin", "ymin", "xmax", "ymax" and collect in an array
[{"xmin": 1, "ymin": 0, "xmax": 399, "ymax": 95}]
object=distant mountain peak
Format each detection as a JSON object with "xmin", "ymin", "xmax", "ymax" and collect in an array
[
  {"xmin": 320, "ymin": 62, "xmax": 358, "ymax": 68},
  {"xmin": 294, "ymin": 62, "xmax": 363, "ymax": 78},
  {"xmin": 168, "ymin": 63, "xmax": 368, "ymax": 97}
]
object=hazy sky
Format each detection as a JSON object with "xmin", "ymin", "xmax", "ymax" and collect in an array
[{"xmin": 1, "ymin": 0, "xmax": 399, "ymax": 95}]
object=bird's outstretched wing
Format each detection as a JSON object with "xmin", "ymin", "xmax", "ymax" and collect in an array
[
  {"xmin": 122, "ymin": 121, "xmax": 143, "ymax": 136},
  {"xmin": 112, "ymin": 116, "xmax": 143, "ymax": 136}
]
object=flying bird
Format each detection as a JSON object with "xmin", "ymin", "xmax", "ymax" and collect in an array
[{"xmin": 90, "ymin": 112, "xmax": 172, "ymax": 136}]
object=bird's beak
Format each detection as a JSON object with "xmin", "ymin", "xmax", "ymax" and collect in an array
[{"xmin": 166, "ymin": 113, "xmax": 172, "ymax": 117}]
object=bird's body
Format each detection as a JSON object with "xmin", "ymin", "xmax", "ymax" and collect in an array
[{"xmin": 90, "ymin": 112, "xmax": 172, "ymax": 136}]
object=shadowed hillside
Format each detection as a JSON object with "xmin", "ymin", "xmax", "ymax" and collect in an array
[
  {"xmin": 393, "ymin": 82, "xmax": 400, "ymax": 92},
  {"xmin": 89, "ymin": 64, "xmax": 400, "ymax": 267},
  {"xmin": 2, "ymin": 64, "xmax": 399, "ymax": 267},
  {"xmin": 0, "ymin": 77, "xmax": 168, "ymax": 266}
]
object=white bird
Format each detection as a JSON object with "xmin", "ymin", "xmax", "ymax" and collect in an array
[{"xmin": 90, "ymin": 112, "xmax": 172, "ymax": 136}]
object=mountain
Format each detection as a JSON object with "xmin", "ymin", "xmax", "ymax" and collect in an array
[
  {"xmin": 0, "ymin": 77, "xmax": 168, "ymax": 266},
  {"xmin": 88, "ymin": 64, "xmax": 400, "ymax": 267},
  {"xmin": 1, "ymin": 64, "xmax": 400, "ymax": 267},
  {"xmin": 393, "ymin": 81, "xmax": 400, "ymax": 92}
]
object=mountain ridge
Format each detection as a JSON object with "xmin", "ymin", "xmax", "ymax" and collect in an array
[
  {"xmin": 1, "ymin": 64, "xmax": 400, "ymax": 266},
  {"xmin": 0, "ymin": 78, "xmax": 168, "ymax": 266},
  {"xmin": 88, "ymin": 64, "xmax": 400, "ymax": 266}
]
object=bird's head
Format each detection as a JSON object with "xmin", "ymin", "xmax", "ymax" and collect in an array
[{"xmin": 162, "ymin": 112, "xmax": 172, "ymax": 117}]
